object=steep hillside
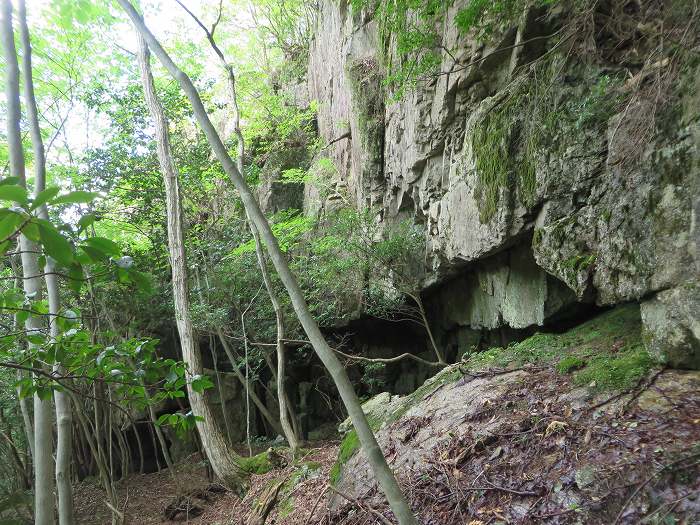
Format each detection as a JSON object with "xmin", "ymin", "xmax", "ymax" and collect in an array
[{"xmin": 327, "ymin": 305, "xmax": 700, "ymax": 524}]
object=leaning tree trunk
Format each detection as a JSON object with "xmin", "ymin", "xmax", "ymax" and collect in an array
[
  {"xmin": 176, "ymin": 0, "xmax": 301, "ymax": 452},
  {"xmin": 136, "ymin": 34, "xmax": 247, "ymax": 490},
  {"xmin": 215, "ymin": 328, "xmax": 284, "ymax": 437},
  {"xmin": 0, "ymin": 3, "xmax": 55, "ymax": 524},
  {"xmin": 120, "ymin": 4, "xmax": 417, "ymax": 522},
  {"xmin": 17, "ymin": 1, "xmax": 74, "ymax": 521}
]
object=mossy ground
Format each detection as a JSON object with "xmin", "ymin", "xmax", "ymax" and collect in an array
[{"xmin": 464, "ymin": 304, "xmax": 658, "ymax": 391}]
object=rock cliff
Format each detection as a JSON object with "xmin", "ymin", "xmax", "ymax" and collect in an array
[{"xmin": 299, "ymin": 0, "xmax": 699, "ymax": 369}]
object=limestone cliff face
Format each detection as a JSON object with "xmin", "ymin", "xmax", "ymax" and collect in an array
[{"xmin": 303, "ymin": 1, "xmax": 699, "ymax": 368}]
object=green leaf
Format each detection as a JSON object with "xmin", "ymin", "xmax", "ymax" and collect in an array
[
  {"xmin": 52, "ymin": 190, "xmax": 99, "ymax": 205},
  {"xmin": 156, "ymin": 413, "xmax": 170, "ymax": 426},
  {"xmin": 36, "ymin": 386, "xmax": 53, "ymax": 401},
  {"xmin": 36, "ymin": 219, "xmax": 74, "ymax": 266},
  {"xmin": 31, "ymin": 186, "xmax": 60, "ymax": 210},
  {"xmin": 0, "ymin": 177, "xmax": 20, "ymax": 186},
  {"xmin": 82, "ymin": 236, "xmax": 120, "ymax": 257},
  {"xmin": 80, "ymin": 245, "xmax": 104, "ymax": 262},
  {"xmin": 77, "ymin": 213, "xmax": 97, "ymax": 230},
  {"xmin": 0, "ymin": 185, "xmax": 28, "ymax": 205},
  {"xmin": 22, "ymin": 221, "xmax": 41, "ymax": 242},
  {"xmin": 191, "ymin": 374, "xmax": 214, "ymax": 393},
  {"xmin": 28, "ymin": 334, "xmax": 46, "ymax": 345},
  {"xmin": 16, "ymin": 309, "xmax": 29, "ymax": 325},
  {"xmin": 67, "ymin": 264, "xmax": 84, "ymax": 294},
  {"xmin": 0, "ymin": 212, "xmax": 23, "ymax": 240}
]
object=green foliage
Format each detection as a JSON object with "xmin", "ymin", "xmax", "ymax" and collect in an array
[
  {"xmin": 360, "ymin": 361, "xmax": 387, "ymax": 393},
  {"xmin": 350, "ymin": 0, "xmax": 556, "ymax": 98},
  {"xmin": 454, "ymin": 0, "xmax": 556, "ymax": 38},
  {"xmin": 351, "ymin": 0, "xmax": 448, "ymax": 98},
  {"xmin": 229, "ymin": 209, "xmax": 313, "ymax": 256}
]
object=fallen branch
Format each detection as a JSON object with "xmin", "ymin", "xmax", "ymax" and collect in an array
[
  {"xmin": 328, "ymin": 485, "xmax": 394, "ymax": 525},
  {"xmin": 612, "ymin": 452, "xmax": 700, "ymax": 525},
  {"xmin": 304, "ymin": 486, "xmax": 329, "ymax": 525}
]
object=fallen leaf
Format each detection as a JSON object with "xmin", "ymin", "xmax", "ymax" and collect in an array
[{"xmin": 545, "ymin": 420, "xmax": 568, "ymax": 437}]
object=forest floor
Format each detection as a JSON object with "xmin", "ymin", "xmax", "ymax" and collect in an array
[
  {"xmin": 73, "ymin": 442, "xmax": 339, "ymax": 524},
  {"xmin": 73, "ymin": 306, "xmax": 700, "ymax": 524}
]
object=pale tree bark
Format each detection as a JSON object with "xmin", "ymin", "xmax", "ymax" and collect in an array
[
  {"xmin": 250, "ymin": 233, "xmax": 299, "ymax": 453},
  {"xmin": 120, "ymin": 4, "xmax": 417, "ymax": 522},
  {"xmin": 136, "ymin": 34, "xmax": 247, "ymax": 490},
  {"xmin": 17, "ymin": 1, "xmax": 75, "ymax": 522},
  {"xmin": 176, "ymin": 1, "xmax": 300, "ymax": 452},
  {"xmin": 9, "ymin": 254, "xmax": 36, "ymax": 464},
  {"xmin": 0, "ymin": 2, "xmax": 55, "ymax": 524}
]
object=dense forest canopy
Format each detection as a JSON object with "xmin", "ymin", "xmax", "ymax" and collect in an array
[{"xmin": 0, "ymin": 0, "xmax": 698, "ymax": 523}]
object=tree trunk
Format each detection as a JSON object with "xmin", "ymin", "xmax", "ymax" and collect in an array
[
  {"xmin": 1, "ymin": 3, "xmax": 55, "ymax": 524},
  {"xmin": 143, "ymin": 383, "xmax": 175, "ymax": 473},
  {"xmin": 19, "ymin": 4, "xmax": 74, "ymax": 517},
  {"xmin": 120, "ymin": 4, "xmax": 416, "ymax": 522},
  {"xmin": 215, "ymin": 328, "xmax": 284, "ymax": 436},
  {"xmin": 249, "ymin": 222, "xmax": 299, "ymax": 452},
  {"xmin": 177, "ymin": 2, "xmax": 299, "ymax": 452},
  {"xmin": 136, "ymin": 34, "xmax": 247, "ymax": 491},
  {"xmin": 10, "ymin": 256, "xmax": 36, "ymax": 465}
]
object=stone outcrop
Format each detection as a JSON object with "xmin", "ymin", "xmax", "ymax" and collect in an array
[
  {"xmin": 303, "ymin": 0, "xmax": 700, "ymax": 368},
  {"xmin": 327, "ymin": 306, "xmax": 700, "ymax": 523}
]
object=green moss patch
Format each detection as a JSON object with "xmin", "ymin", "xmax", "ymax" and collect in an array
[
  {"xmin": 329, "ymin": 430, "xmax": 360, "ymax": 486},
  {"xmin": 557, "ymin": 355, "xmax": 586, "ymax": 374},
  {"xmin": 472, "ymin": 58, "xmax": 624, "ymax": 223},
  {"xmin": 240, "ymin": 451, "xmax": 275, "ymax": 475},
  {"xmin": 464, "ymin": 304, "xmax": 658, "ymax": 391},
  {"xmin": 573, "ymin": 344, "xmax": 654, "ymax": 391}
]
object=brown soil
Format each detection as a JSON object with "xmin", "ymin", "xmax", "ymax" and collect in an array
[{"xmin": 73, "ymin": 442, "xmax": 339, "ymax": 525}]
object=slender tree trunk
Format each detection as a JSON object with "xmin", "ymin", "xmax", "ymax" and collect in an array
[
  {"xmin": 10, "ymin": 256, "xmax": 36, "ymax": 464},
  {"xmin": 136, "ymin": 34, "xmax": 247, "ymax": 490},
  {"xmin": 215, "ymin": 328, "xmax": 283, "ymax": 436},
  {"xmin": 249, "ymin": 225, "xmax": 298, "ymax": 452},
  {"xmin": 22, "ymin": 20, "xmax": 74, "ymax": 516},
  {"xmin": 133, "ymin": 420, "xmax": 145, "ymax": 474},
  {"xmin": 121, "ymin": 5, "xmax": 416, "ymax": 522},
  {"xmin": 68, "ymin": 392, "xmax": 118, "ymax": 519},
  {"xmin": 178, "ymin": 1, "xmax": 299, "ymax": 451},
  {"xmin": 19, "ymin": 2, "xmax": 75, "ymax": 517},
  {"xmin": 193, "ymin": 266, "xmax": 235, "ymax": 445},
  {"xmin": 410, "ymin": 293, "xmax": 445, "ymax": 364},
  {"xmin": 143, "ymin": 384, "xmax": 175, "ymax": 473},
  {"xmin": 1, "ymin": 4, "xmax": 55, "ymax": 524}
]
